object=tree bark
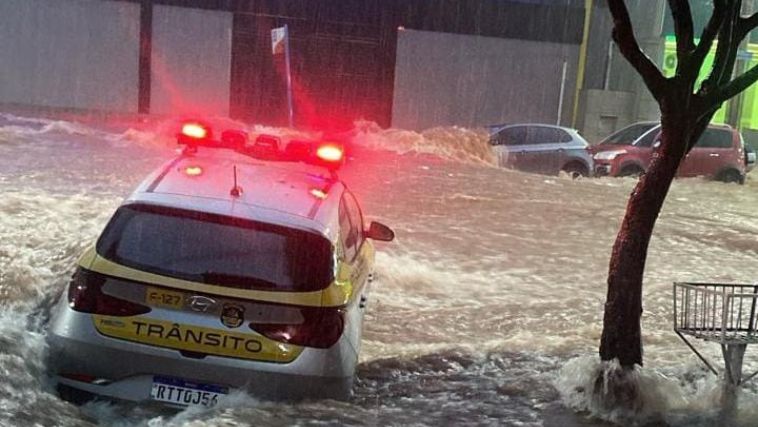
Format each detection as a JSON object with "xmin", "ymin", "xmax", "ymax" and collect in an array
[
  {"xmin": 599, "ymin": 0, "xmax": 758, "ymax": 371},
  {"xmin": 599, "ymin": 106, "xmax": 693, "ymax": 367}
]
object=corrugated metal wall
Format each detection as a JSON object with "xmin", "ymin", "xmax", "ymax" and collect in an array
[{"xmin": 0, "ymin": 0, "xmax": 140, "ymax": 112}]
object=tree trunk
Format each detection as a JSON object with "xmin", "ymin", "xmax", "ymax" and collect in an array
[{"xmin": 599, "ymin": 111, "xmax": 691, "ymax": 368}]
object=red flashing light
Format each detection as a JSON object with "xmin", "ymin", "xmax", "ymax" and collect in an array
[
  {"xmin": 316, "ymin": 144, "xmax": 344, "ymax": 163},
  {"xmin": 184, "ymin": 166, "xmax": 203, "ymax": 176},
  {"xmin": 181, "ymin": 122, "xmax": 209, "ymax": 140}
]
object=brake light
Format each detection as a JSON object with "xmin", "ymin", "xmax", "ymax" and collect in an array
[
  {"xmin": 181, "ymin": 122, "xmax": 209, "ymax": 139},
  {"xmin": 249, "ymin": 307, "xmax": 344, "ymax": 349},
  {"xmin": 68, "ymin": 268, "xmax": 151, "ymax": 316},
  {"xmin": 316, "ymin": 144, "xmax": 344, "ymax": 163}
]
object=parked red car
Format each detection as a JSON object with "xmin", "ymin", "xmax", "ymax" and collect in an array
[{"xmin": 592, "ymin": 123, "xmax": 747, "ymax": 184}]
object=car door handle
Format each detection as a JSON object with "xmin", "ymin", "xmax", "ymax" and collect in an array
[{"xmin": 709, "ymin": 153, "xmax": 720, "ymax": 157}]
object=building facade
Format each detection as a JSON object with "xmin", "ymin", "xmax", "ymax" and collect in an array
[{"xmin": 0, "ymin": 0, "xmax": 587, "ymax": 131}]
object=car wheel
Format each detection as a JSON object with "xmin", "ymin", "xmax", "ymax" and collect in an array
[
  {"xmin": 561, "ymin": 162, "xmax": 588, "ymax": 179},
  {"xmin": 619, "ymin": 165, "xmax": 644, "ymax": 177},
  {"xmin": 718, "ymin": 169, "xmax": 744, "ymax": 184}
]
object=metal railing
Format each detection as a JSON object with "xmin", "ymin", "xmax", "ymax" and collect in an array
[
  {"xmin": 674, "ymin": 282, "xmax": 758, "ymax": 389},
  {"xmin": 674, "ymin": 282, "xmax": 758, "ymax": 344}
]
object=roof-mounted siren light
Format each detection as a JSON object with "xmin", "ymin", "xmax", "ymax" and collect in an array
[
  {"xmin": 315, "ymin": 143, "xmax": 345, "ymax": 169},
  {"xmin": 248, "ymin": 134, "xmax": 281, "ymax": 160},
  {"xmin": 220, "ymin": 129, "xmax": 248, "ymax": 149},
  {"xmin": 177, "ymin": 121, "xmax": 212, "ymax": 146}
]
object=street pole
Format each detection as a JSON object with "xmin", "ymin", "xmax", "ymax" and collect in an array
[
  {"xmin": 557, "ymin": 61, "xmax": 568, "ymax": 125},
  {"xmin": 571, "ymin": 0, "xmax": 593, "ymax": 128},
  {"xmin": 284, "ymin": 24, "xmax": 295, "ymax": 128}
]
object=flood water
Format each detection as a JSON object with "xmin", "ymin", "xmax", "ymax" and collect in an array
[{"xmin": 2, "ymin": 112, "xmax": 758, "ymax": 426}]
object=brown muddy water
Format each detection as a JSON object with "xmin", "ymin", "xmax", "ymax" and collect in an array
[{"xmin": 1, "ymin": 112, "xmax": 758, "ymax": 426}]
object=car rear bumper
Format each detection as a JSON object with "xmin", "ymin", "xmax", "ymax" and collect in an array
[
  {"xmin": 54, "ymin": 370, "xmax": 353, "ymax": 403},
  {"xmin": 47, "ymin": 299, "xmax": 357, "ymax": 402}
]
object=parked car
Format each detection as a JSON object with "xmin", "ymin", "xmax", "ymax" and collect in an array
[
  {"xmin": 485, "ymin": 123, "xmax": 509, "ymax": 135},
  {"xmin": 489, "ymin": 124, "xmax": 593, "ymax": 177},
  {"xmin": 592, "ymin": 123, "xmax": 747, "ymax": 183}
]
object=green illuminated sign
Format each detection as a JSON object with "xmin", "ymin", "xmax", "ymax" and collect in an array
[{"xmin": 663, "ymin": 35, "xmax": 758, "ymax": 129}]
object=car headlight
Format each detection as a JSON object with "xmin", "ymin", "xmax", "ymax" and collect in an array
[{"xmin": 594, "ymin": 150, "xmax": 627, "ymax": 160}]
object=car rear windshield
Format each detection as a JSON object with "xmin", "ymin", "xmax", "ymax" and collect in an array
[{"xmin": 96, "ymin": 204, "xmax": 334, "ymax": 292}]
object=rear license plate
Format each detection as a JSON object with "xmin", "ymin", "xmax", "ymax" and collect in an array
[
  {"xmin": 150, "ymin": 376, "xmax": 227, "ymax": 407},
  {"xmin": 145, "ymin": 287, "xmax": 183, "ymax": 309}
]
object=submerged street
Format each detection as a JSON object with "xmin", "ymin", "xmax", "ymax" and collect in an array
[{"xmin": 2, "ymin": 113, "xmax": 758, "ymax": 426}]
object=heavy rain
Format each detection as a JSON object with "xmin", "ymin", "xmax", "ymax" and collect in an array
[{"xmin": 2, "ymin": 1, "xmax": 758, "ymax": 426}]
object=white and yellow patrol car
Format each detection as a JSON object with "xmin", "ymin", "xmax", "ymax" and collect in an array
[{"xmin": 47, "ymin": 122, "xmax": 394, "ymax": 406}]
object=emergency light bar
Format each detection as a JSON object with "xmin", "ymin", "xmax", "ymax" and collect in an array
[{"xmin": 176, "ymin": 121, "xmax": 345, "ymax": 171}]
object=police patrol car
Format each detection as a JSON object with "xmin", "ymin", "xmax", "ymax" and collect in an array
[{"xmin": 47, "ymin": 122, "xmax": 394, "ymax": 406}]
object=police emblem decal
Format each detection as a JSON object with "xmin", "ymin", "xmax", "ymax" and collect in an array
[{"xmin": 220, "ymin": 304, "xmax": 245, "ymax": 328}]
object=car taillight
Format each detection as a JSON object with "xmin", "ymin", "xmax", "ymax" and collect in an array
[
  {"xmin": 68, "ymin": 268, "xmax": 151, "ymax": 316},
  {"xmin": 249, "ymin": 307, "xmax": 345, "ymax": 349}
]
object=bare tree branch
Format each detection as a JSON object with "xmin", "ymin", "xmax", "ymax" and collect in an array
[
  {"xmin": 714, "ymin": 61, "xmax": 758, "ymax": 102},
  {"xmin": 668, "ymin": 0, "xmax": 695, "ymax": 69},
  {"xmin": 687, "ymin": 107, "xmax": 718, "ymax": 151},
  {"xmin": 691, "ymin": 0, "xmax": 727, "ymax": 77},
  {"xmin": 737, "ymin": 11, "xmax": 758, "ymax": 40},
  {"xmin": 607, "ymin": 0, "xmax": 668, "ymax": 98},
  {"xmin": 704, "ymin": 0, "xmax": 741, "ymax": 92}
]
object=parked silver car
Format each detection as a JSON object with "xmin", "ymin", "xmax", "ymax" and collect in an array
[{"xmin": 489, "ymin": 124, "xmax": 593, "ymax": 177}]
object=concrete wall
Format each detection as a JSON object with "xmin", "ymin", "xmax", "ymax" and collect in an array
[
  {"xmin": 0, "ymin": 0, "xmax": 140, "ymax": 112},
  {"xmin": 578, "ymin": 0, "xmax": 665, "ymax": 139},
  {"xmin": 392, "ymin": 29, "xmax": 580, "ymax": 131},
  {"xmin": 578, "ymin": 89, "xmax": 636, "ymax": 144},
  {"xmin": 150, "ymin": 5, "xmax": 232, "ymax": 116}
]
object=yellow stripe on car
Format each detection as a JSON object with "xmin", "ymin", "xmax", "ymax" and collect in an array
[
  {"xmin": 85, "ymin": 251, "xmax": 357, "ymax": 308},
  {"xmin": 92, "ymin": 315, "xmax": 303, "ymax": 363}
]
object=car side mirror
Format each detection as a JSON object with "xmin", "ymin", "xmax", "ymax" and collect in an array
[{"xmin": 365, "ymin": 221, "xmax": 395, "ymax": 242}]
